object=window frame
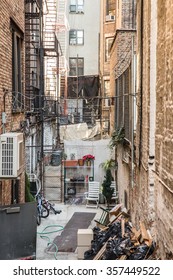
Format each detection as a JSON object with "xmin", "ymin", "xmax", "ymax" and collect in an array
[
  {"xmin": 69, "ymin": 0, "xmax": 84, "ymax": 13},
  {"xmin": 11, "ymin": 19, "xmax": 24, "ymax": 112},
  {"xmin": 69, "ymin": 29, "xmax": 84, "ymax": 45},
  {"xmin": 105, "ymin": 37, "xmax": 114, "ymax": 62},
  {"xmin": 69, "ymin": 57, "xmax": 84, "ymax": 76}
]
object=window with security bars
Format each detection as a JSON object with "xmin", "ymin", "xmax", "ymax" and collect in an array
[
  {"xmin": 69, "ymin": 30, "xmax": 84, "ymax": 45},
  {"xmin": 70, "ymin": 0, "xmax": 84, "ymax": 13},
  {"xmin": 69, "ymin": 57, "xmax": 84, "ymax": 76},
  {"xmin": 115, "ymin": 67, "xmax": 132, "ymax": 143}
]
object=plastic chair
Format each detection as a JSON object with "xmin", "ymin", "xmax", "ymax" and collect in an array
[
  {"xmin": 110, "ymin": 181, "xmax": 119, "ymax": 204},
  {"xmin": 86, "ymin": 181, "xmax": 100, "ymax": 208}
]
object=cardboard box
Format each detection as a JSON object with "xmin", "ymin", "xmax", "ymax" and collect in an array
[
  {"xmin": 77, "ymin": 229, "xmax": 93, "ymax": 246},
  {"xmin": 77, "ymin": 246, "xmax": 91, "ymax": 259}
]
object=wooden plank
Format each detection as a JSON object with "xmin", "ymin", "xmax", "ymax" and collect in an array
[
  {"xmin": 93, "ymin": 241, "xmax": 108, "ymax": 260},
  {"xmin": 121, "ymin": 218, "xmax": 125, "ymax": 238},
  {"xmin": 131, "ymin": 227, "xmax": 141, "ymax": 241},
  {"xmin": 119, "ymin": 255, "xmax": 127, "ymax": 260}
]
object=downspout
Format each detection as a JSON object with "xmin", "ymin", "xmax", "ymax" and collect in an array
[
  {"xmin": 148, "ymin": 0, "xmax": 157, "ymax": 222},
  {"xmin": 139, "ymin": 0, "xmax": 143, "ymax": 167},
  {"xmin": 131, "ymin": 35, "xmax": 135, "ymax": 188},
  {"xmin": 39, "ymin": 0, "xmax": 44, "ymax": 193}
]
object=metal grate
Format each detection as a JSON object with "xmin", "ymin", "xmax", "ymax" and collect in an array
[{"xmin": 1, "ymin": 138, "xmax": 14, "ymax": 176}]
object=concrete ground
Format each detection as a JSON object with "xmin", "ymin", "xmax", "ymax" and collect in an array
[{"xmin": 36, "ymin": 202, "xmax": 103, "ymax": 260}]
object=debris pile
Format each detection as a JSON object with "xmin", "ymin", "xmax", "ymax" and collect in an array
[{"xmin": 84, "ymin": 208, "xmax": 156, "ymax": 260}]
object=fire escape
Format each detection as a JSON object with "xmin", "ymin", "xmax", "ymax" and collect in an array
[
  {"xmin": 43, "ymin": 0, "xmax": 60, "ymax": 123},
  {"xmin": 25, "ymin": 0, "xmax": 41, "ymax": 117},
  {"xmin": 55, "ymin": 0, "xmax": 69, "ymax": 118}
]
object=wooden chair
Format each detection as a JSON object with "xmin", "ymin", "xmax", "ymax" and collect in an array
[
  {"xmin": 86, "ymin": 181, "xmax": 100, "ymax": 208},
  {"xmin": 110, "ymin": 181, "xmax": 119, "ymax": 204}
]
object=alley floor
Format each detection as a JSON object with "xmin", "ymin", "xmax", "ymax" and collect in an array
[{"xmin": 36, "ymin": 202, "xmax": 102, "ymax": 260}]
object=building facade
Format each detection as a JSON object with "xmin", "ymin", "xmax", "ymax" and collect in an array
[
  {"xmin": 66, "ymin": 0, "xmax": 101, "ymax": 126},
  {"xmin": 100, "ymin": 0, "xmax": 116, "ymax": 135},
  {"xmin": 0, "ymin": 0, "xmax": 25, "ymax": 205},
  {"xmin": 131, "ymin": 0, "xmax": 173, "ymax": 259},
  {"xmin": 109, "ymin": 0, "xmax": 173, "ymax": 258}
]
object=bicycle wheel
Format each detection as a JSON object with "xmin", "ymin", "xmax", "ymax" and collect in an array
[
  {"xmin": 41, "ymin": 204, "xmax": 49, "ymax": 218},
  {"xmin": 37, "ymin": 207, "xmax": 41, "ymax": 226}
]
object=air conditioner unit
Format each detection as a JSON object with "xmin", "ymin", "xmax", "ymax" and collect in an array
[
  {"xmin": 0, "ymin": 133, "xmax": 24, "ymax": 178},
  {"xmin": 31, "ymin": 32, "xmax": 39, "ymax": 43},
  {"xmin": 106, "ymin": 15, "xmax": 115, "ymax": 22}
]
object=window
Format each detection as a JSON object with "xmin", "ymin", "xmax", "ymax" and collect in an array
[
  {"xmin": 105, "ymin": 37, "xmax": 113, "ymax": 62},
  {"xmin": 70, "ymin": 0, "xmax": 84, "ymax": 13},
  {"xmin": 69, "ymin": 57, "xmax": 84, "ymax": 76},
  {"xmin": 106, "ymin": 0, "xmax": 115, "ymax": 15},
  {"xmin": 115, "ymin": 67, "xmax": 132, "ymax": 142},
  {"xmin": 11, "ymin": 19, "xmax": 24, "ymax": 112},
  {"xmin": 104, "ymin": 80, "xmax": 110, "ymax": 106},
  {"xmin": 69, "ymin": 29, "xmax": 84, "ymax": 45}
]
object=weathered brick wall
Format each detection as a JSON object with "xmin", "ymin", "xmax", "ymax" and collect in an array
[
  {"xmin": 130, "ymin": 0, "xmax": 173, "ymax": 258},
  {"xmin": 154, "ymin": 0, "xmax": 173, "ymax": 259},
  {"xmin": 129, "ymin": 0, "xmax": 151, "ymax": 227},
  {"xmin": 0, "ymin": 0, "xmax": 25, "ymax": 205}
]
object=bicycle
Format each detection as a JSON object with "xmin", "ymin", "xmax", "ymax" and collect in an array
[
  {"xmin": 42, "ymin": 198, "xmax": 62, "ymax": 215},
  {"xmin": 36, "ymin": 193, "xmax": 49, "ymax": 225}
]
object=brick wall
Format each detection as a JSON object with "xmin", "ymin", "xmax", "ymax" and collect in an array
[
  {"xmin": 130, "ymin": 0, "xmax": 173, "ymax": 258},
  {"xmin": 0, "ymin": 0, "xmax": 25, "ymax": 205}
]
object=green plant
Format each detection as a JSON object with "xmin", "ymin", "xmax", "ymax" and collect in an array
[
  {"xmin": 109, "ymin": 127, "xmax": 125, "ymax": 150},
  {"xmin": 25, "ymin": 173, "xmax": 35, "ymax": 202},
  {"xmin": 100, "ymin": 159, "xmax": 117, "ymax": 171},
  {"xmin": 102, "ymin": 168, "xmax": 114, "ymax": 208}
]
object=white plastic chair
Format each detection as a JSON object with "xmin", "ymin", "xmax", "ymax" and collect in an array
[
  {"xmin": 110, "ymin": 181, "xmax": 119, "ymax": 204},
  {"xmin": 86, "ymin": 181, "xmax": 100, "ymax": 208}
]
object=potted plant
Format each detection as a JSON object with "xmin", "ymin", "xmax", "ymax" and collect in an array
[
  {"xmin": 82, "ymin": 154, "xmax": 95, "ymax": 166},
  {"xmin": 102, "ymin": 168, "xmax": 114, "ymax": 209}
]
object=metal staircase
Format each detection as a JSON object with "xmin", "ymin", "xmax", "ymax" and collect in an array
[{"xmin": 25, "ymin": 0, "xmax": 41, "ymax": 113}]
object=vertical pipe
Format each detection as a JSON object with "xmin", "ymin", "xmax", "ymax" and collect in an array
[
  {"xmin": 139, "ymin": 0, "xmax": 143, "ymax": 167},
  {"xmin": 131, "ymin": 35, "xmax": 135, "ymax": 188},
  {"xmin": 76, "ymin": 54, "xmax": 79, "ymax": 116},
  {"xmin": 39, "ymin": 0, "xmax": 44, "ymax": 193}
]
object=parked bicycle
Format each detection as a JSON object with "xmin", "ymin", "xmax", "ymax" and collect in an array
[
  {"xmin": 42, "ymin": 198, "xmax": 62, "ymax": 215},
  {"xmin": 36, "ymin": 193, "xmax": 49, "ymax": 225}
]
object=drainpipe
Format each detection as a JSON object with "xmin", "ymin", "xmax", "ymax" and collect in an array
[
  {"xmin": 131, "ymin": 35, "xmax": 135, "ymax": 188},
  {"xmin": 148, "ymin": 0, "xmax": 157, "ymax": 222},
  {"xmin": 39, "ymin": 0, "xmax": 44, "ymax": 193},
  {"xmin": 139, "ymin": 0, "xmax": 144, "ymax": 167}
]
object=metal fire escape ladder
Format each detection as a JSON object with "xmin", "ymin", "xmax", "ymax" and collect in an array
[
  {"xmin": 25, "ymin": 0, "xmax": 41, "ymax": 113},
  {"xmin": 55, "ymin": 0, "xmax": 69, "ymax": 113},
  {"xmin": 43, "ymin": 0, "xmax": 59, "ymax": 116}
]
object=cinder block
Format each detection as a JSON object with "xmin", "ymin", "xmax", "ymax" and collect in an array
[
  {"xmin": 77, "ymin": 246, "xmax": 91, "ymax": 260},
  {"xmin": 77, "ymin": 229, "xmax": 93, "ymax": 246}
]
